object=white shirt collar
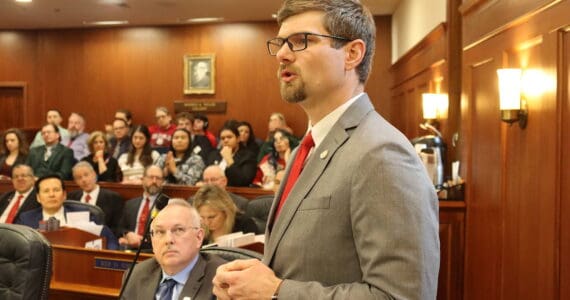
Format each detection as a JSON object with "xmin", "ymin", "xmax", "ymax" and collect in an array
[
  {"xmin": 83, "ymin": 185, "xmax": 100, "ymax": 204},
  {"xmin": 308, "ymin": 92, "xmax": 363, "ymax": 148},
  {"xmin": 42, "ymin": 206, "xmax": 67, "ymax": 226}
]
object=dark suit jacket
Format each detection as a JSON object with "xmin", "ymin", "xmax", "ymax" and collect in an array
[
  {"xmin": 263, "ymin": 94, "xmax": 440, "ymax": 299},
  {"xmin": 15, "ymin": 203, "xmax": 120, "ymax": 250},
  {"xmin": 207, "ymin": 147, "xmax": 257, "ymax": 187},
  {"xmin": 191, "ymin": 134, "xmax": 214, "ymax": 163},
  {"xmin": 118, "ymin": 195, "xmax": 170, "ymax": 250},
  {"xmin": 120, "ymin": 253, "xmax": 226, "ymax": 300},
  {"xmin": 67, "ymin": 187, "xmax": 124, "ymax": 236},
  {"xmin": 26, "ymin": 143, "xmax": 75, "ymax": 180},
  {"xmin": 81, "ymin": 154, "xmax": 122, "ymax": 182},
  {"xmin": 0, "ymin": 190, "xmax": 40, "ymax": 222},
  {"xmin": 0, "ymin": 154, "xmax": 27, "ymax": 177}
]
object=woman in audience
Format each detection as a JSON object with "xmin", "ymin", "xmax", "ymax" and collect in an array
[
  {"xmin": 253, "ymin": 129, "xmax": 298, "ymax": 190},
  {"xmin": 193, "ymin": 184, "xmax": 257, "ymax": 244},
  {"xmin": 207, "ymin": 124, "xmax": 257, "ymax": 187},
  {"xmin": 238, "ymin": 121, "xmax": 261, "ymax": 158},
  {"xmin": 0, "ymin": 128, "xmax": 29, "ymax": 178},
  {"xmin": 157, "ymin": 128, "xmax": 205, "ymax": 185},
  {"xmin": 118, "ymin": 125, "xmax": 159, "ymax": 184},
  {"xmin": 81, "ymin": 131, "xmax": 121, "ymax": 182}
]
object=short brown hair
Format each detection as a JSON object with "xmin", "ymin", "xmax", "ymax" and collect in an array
[{"xmin": 276, "ymin": 0, "xmax": 376, "ymax": 83}]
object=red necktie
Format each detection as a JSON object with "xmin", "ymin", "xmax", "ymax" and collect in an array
[
  {"xmin": 137, "ymin": 198, "xmax": 150, "ymax": 236},
  {"xmin": 275, "ymin": 132, "xmax": 314, "ymax": 219},
  {"xmin": 85, "ymin": 194, "xmax": 92, "ymax": 204},
  {"xmin": 6, "ymin": 194, "xmax": 24, "ymax": 224}
]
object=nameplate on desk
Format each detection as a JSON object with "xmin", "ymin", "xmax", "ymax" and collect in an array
[
  {"xmin": 94, "ymin": 257, "xmax": 134, "ymax": 271},
  {"xmin": 174, "ymin": 100, "xmax": 227, "ymax": 113}
]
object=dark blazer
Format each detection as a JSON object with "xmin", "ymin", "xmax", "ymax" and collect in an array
[
  {"xmin": 110, "ymin": 137, "xmax": 130, "ymax": 160},
  {"xmin": 191, "ymin": 134, "xmax": 214, "ymax": 163},
  {"xmin": 120, "ymin": 253, "xmax": 226, "ymax": 300},
  {"xmin": 15, "ymin": 203, "xmax": 120, "ymax": 250},
  {"xmin": 26, "ymin": 144, "xmax": 75, "ymax": 180},
  {"xmin": 0, "ymin": 190, "xmax": 40, "ymax": 222},
  {"xmin": 207, "ymin": 147, "xmax": 257, "ymax": 187},
  {"xmin": 0, "ymin": 154, "xmax": 27, "ymax": 177},
  {"xmin": 81, "ymin": 153, "xmax": 122, "ymax": 182},
  {"xmin": 117, "ymin": 195, "xmax": 170, "ymax": 250},
  {"xmin": 67, "ymin": 187, "xmax": 124, "ymax": 236}
]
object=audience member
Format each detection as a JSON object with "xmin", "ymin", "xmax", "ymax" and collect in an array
[
  {"xmin": 193, "ymin": 184, "xmax": 257, "ymax": 244},
  {"xmin": 68, "ymin": 162, "xmax": 124, "ymax": 235},
  {"xmin": 120, "ymin": 199, "xmax": 225, "ymax": 299},
  {"xmin": 213, "ymin": 1, "xmax": 439, "ymax": 299},
  {"xmin": 118, "ymin": 125, "xmax": 160, "ymax": 184},
  {"xmin": 115, "ymin": 109, "xmax": 133, "ymax": 128},
  {"xmin": 257, "ymin": 112, "xmax": 299, "ymax": 162},
  {"xmin": 149, "ymin": 106, "xmax": 177, "ymax": 152},
  {"xmin": 26, "ymin": 123, "xmax": 74, "ymax": 180},
  {"xmin": 0, "ymin": 165, "xmax": 40, "ymax": 223},
  {"xmin": 118, "ymin": 165, "xmax": 168, "ymax": 250},
  {"xmin": 15, "ymin": 174, "xmax": 119, "ymax": 250},
  {"xmin": 110, "ymin": 118, "xmax": 131, "ymax": 159},
  {"xmin": 81, "ymin": 131, "xmax": 121, "ymax": 182},
  {"xmin": 192, "ymin": 113, "xmax": 217, "ymax": 148},
  {"xmin": 156, "ymin": 128, "xmax": 204, "ymax": 186},
  {"xmin": 0, "ymin": 128, "xmax": 29, "ymax": 178},
  {"xmin": 30, "ymin": 109, "xmax": 70, "ymax": 148},
  {"xmin": 61, "ymin": 112, "xmax": 90, "ymax": 161},
  {"xmin": 237, "ymin": 121, "xmax": 262, "ymax": 158},
  {"xmin": 175, "ymin": 112, "xmax": 214, "ymax": 163},
  {"xmin": 194, "ymin": 165, "xmax": 249, "ymax": 212},
  {"xmin": 253, "ymin": 129, "xmax": 298, "ymax": 190},
  {"xmin": 206, "ymin": 124, "xmax": 256, "ymax": 187}
]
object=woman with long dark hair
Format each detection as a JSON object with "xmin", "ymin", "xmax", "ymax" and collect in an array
[
  {"xmin": 0, "ymin": 128, "xmax": 29, "ymax": 178},
  {"xmin": 118, "ymin": 125, "xmax": 159, "ymax": 184},
  {"xmin": 157, "ymin": 128, "xmax": 204, "ymax": 185},
  {"xmin": 253, "ymin": 129, "xmax": 298, "ymax": 190}
]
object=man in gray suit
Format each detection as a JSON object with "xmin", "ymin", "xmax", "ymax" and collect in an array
[
  {"xmin": 213, "ymin": 0, "xmax": 440, "ymax": 299},
  {"xmin": 120, "ymin": 199, "xmax": 225, "ymax": 299}
]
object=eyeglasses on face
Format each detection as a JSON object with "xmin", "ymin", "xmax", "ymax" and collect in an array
[
  {"xmin": 150, "ymin": 226, "xmax": 199, "ymax": 239},
  {"xmin": 266, "ymin": 32, "xmax": 352, "ymax": 56}
]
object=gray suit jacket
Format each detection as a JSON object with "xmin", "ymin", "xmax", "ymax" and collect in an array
[
  {"xmin": 120, "ymin": 253, "xmax": 225, "ymax": 300},
  {"xmin": 263, "ymin": 94, "xmax": 440, "ymax": 299}
]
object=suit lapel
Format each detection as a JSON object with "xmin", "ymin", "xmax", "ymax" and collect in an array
[
  {"xmin": 264, "ymin": 95, "xmax": 375, "ymax": 264},
  {"xmin": 179, "ymin": 255, "xmax": 206, "ymax": 299},
  {"xmin": 139, "ymin": 260, "xmax": 162, "ymax": 300}
]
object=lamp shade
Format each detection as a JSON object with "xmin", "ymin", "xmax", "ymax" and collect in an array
[{"xmin": 497, "ymin": 68, "xmax": 522, "ymax": 110}]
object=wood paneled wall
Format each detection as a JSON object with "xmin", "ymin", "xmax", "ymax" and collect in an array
[
  {"xmin": 0, "ymin": 17, "xmax": 392, "ymax": 139},
  {"xmin": 460, "ymin": 0, "xmax": 569, "ymax": 299}
]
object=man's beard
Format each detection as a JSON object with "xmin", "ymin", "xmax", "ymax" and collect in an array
[
  {"xmin": 280, "ymin": 80, "xmax": 306, "ymax": 103},
  {"xmin": 68, "ymin": 129, "xmax": 79, "ymax": 138},
  {"xmin": 144, "ymin": 184, "xmax": 162, "ymax": 196}
]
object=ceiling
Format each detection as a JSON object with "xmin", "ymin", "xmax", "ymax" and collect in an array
[{"xmin": 0, "ymin": 0, "xmax": 401, "ymax": 30}]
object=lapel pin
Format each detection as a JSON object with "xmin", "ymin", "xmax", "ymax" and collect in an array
[{"xmin": 320, "ymin": 150, "xmax": 328, "ymax": 159}]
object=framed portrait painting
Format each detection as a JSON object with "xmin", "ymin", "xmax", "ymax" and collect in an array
[{"xmin": 184, "ymin": 54, "xmax": 215, "ymax": 94}]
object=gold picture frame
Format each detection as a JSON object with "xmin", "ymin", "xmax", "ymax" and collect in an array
[{"xmin": 184, "ymin": 54, "xmax": 215, "ymax": 94}]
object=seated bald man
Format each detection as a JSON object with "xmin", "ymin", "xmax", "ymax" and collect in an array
[{"xmin": 119, "ymin": 198, "xmax": 226, "ymax": 299}]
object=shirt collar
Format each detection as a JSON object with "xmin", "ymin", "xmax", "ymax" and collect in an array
[
  {"xmin": 308, "ymin": 92, "xmax": 363, "ymax": 148},
  {"xmin": 160, "ymin": 254, "xmax": 200, "ymax": 284}
]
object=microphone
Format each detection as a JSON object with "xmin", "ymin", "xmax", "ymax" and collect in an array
[{"xmin": 118, "ymin": 192, "xmax": 170, "ymax": 299}]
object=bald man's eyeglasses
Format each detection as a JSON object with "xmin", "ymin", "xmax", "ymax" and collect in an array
[{"xmin": 266, "ymin": 32, "xmax": 352, "ymax": 56}]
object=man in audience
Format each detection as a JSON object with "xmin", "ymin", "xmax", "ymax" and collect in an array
[
  {"xmin": 176, "ymin": 112, "xmax": 213, "ymax": 162},
  {"xmin": 192, "ymin": 113, "xmax": 217, "ymax": 148},
  {"xmin": 149, "ymin": 106, "xmax": 177, "ymax": 152},
  {"xmin": 115, "ymin": 109, "xmax": 133, "ymax": 128},
  {"xmin": 30, "ymin": 109, "xmax": 70, "ymax": 148},
  {"xmin": 26, "ymin": 123, "xmax": 74, "ymax": 180},
  {"xmin": 61, "ymin": 112, "xmax": 90, "ymax": 161},
  {"xmin": 110, "ymin": 118, "xmax": 131, "ymax": 159},
  {"xmin": 120, "ymin": 199, "xmax": 225, "ymax": 299},
  {"xmin": 0, "ymin": 164, "xmax": 40, "ymax": 223},
  {"xmin": 118, "ymin": 165, "xmax": 169, "ymax": 249},
  {"xmin": 68, "ymin": 161, "xmax": 124, "ymax": 235},
  {"xmin": 15, "ymin": 174, "xmax": 119, "ymax": 250},
  {"xmin": 213, "ymin": 1, "xmax": 440, "ymax": 299},
  {"xmin": 195, "ymin": 165, "xmax": 248, "ymax": 212}
]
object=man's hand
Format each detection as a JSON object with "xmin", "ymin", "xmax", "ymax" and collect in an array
[
  {"xmin": 213, "ymin": 259, "xmax": 282, "ymax": 300},
  {"xmin": 118, "ymin": 231, "xmax": 142, "ymax": 248}
]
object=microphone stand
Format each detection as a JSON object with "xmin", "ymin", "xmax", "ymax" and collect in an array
[{"xmin": 118, "ymin": 193, "xmax": 169, "ymax": 299}]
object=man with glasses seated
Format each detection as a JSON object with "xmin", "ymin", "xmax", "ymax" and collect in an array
[
  {"xmin": 117, "ymin": 165, "xmax": 170, "ymax": 250},
  {"xmin": 149, "ymin": 106, "xmax": 177, "ymax": 154},
  {"xmin": 0, "ymin": 164, "xmax": 40, "ymax": 224},
  {"xmin": 119, "ymin": 198, "xmax": 226, "ymax": 299},
  {"xmin": 109, "ymin": 118, "xmax": 131, "ymax": 159}
]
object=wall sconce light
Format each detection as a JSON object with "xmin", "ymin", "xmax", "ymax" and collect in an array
[
  {"xmin": 422, "ymin": 93, "xmax": 449, "ymax": 121},
  {"xmin": 497, "ymin": 68, "xmax": 528, "ymax": 129}
]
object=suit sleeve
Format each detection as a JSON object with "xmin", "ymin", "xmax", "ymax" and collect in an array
[
  {"xmin": 57, "ymin": 148, "xmax": 75, "ymax": 180},
  {"xmin": 225, "ymin": 150, "xmax": 257, "ymax": 187},
  {"xmin": 276, "ymin": 142, "xmax": 440, "ymax": 299}
]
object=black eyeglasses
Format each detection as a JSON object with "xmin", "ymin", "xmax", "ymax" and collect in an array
[{"xmin": 266, "ymin": 32, "xmax": 352, "ymax": 56}]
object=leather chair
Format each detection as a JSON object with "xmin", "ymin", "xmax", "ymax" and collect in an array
[
  {"xmin": 0, "ymin": 224, "xmax": 52, "ymax": 300},
  {"xmin": 245, "ymin": 194, "xmax": 274, "ymax": 234},
  {"xmin": 201, "ymin": 246, "xmax": 262, "ymax": 261},
  {"xmin": 64, "ymin": 200, "xmax": 106, "ymax": 225}
]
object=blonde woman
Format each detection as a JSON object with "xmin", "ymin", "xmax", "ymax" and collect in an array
[{"xmin": 193, "ymin": 184, "xmax": 257, "ymax": 243}]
